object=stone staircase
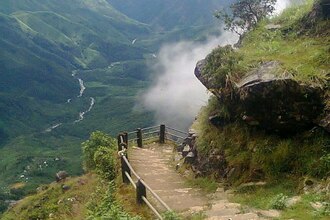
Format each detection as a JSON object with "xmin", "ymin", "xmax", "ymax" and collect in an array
[{"xmin": 129, "ymin": 143, "xmax": 278, "ymax": 219}]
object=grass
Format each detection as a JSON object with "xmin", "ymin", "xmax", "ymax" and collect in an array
[
  {"xmin": 231, "ymin": 179, "xmax": 330, "ymax": 220},
  {"xmin": 1, "ymin": 173, "xmax": 99, "ymax": 220},
  {"xmin": 231, "ymin": 178, "xmax": 297, "ymax": 209},
  {"xmin": 194, "ymin": 95, "xmax": 330, "ymax": 185},
  {"xmin": 186, "ymin": 177, "xmax": 218, "ymax": 194},
  {"xmin": 203, "ymin": 0, "xmax": 329, "ymax": 87},
  {"xmin": 280, "ymin": 193, "xmax": 330, "ymax": 220},
  {"xmin": 2, "ymin": 131, "xmax": 145, "ymax": 219},
  {"xmin": 115, "ymin": 181, "xmax": 154, "ymax": 219}
]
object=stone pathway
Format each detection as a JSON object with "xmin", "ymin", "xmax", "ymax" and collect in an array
[
  {"xmin": 129, "ymin": 143, "xmax": 276, "ymax": 219},
  {"xmin": 129, "ymin": 143, "xmax": 207, "ymax": 212}
]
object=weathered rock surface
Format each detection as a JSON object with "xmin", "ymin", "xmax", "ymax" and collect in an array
[
  {"xmin": 265, "ymin": 24, "xmax": 282, "ymax": 30},
  {"xmin": 56, "ymin": 171, "xmax": 68, "ymax": 182},
  {"xmin": 318, "ymin": 111, "xmax": 330, "ymax": 132},
  {"xmin": 195, "ymin": 60, "xmax": 326, "ymax": 134},
  {"xmin": 195, "ymin": 59, "xmax": 211, "ymax": 89},
  {"xmin": 307, "ymin": 0, "xmax": 330, "ymax": 21},
  {"xmin": 209, "ymin": 114, "xmax": 230, "ymax": 127}
]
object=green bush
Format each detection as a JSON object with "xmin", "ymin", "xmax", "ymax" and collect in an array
[
  {"xmin": 312, "ymin": 154, "xmax": 330, "ymax": 178},
  {"xmin": 162, "ymin": 211, "xmax": 182, "ymax": 220},
  {"xmin": 314, "ymin": 202, "xmax": 330, "ymax": 217},
  {"xmin": 203, "ymin": 45, "xmax": 243, "ymax": 89},
  {"xmin": 87, "ymin": 181, "xmax": 141, "ymax": 220},
  {"xmin": 269, "ymin": 193, "xmax": 288, "ymax": 210},
  {"xmin": 93, "ymin": 146, "xmax": 117, "ymax": 181},
  {"xmin": 82, "ymin": 131, "xmax": 116, "ymax": 171}
]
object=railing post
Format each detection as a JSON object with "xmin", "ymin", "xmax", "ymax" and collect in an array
[
  {"xmin": 136, "ymin": 179, "xmax": 146, "ymax": 205},
  {"xmin": 117, "ymin": 133, "xmax": 123, "ymax": 151},
  {"xmin": 121, "ymin": 156, "xmax": 131, "ymax": 184},
  {"xmin": 137, "ymin": 128, "xmax": 143, "ymax": 148},
  {"xmin": 159, "ymin": 124, "xmax": 165, "ymax": 144},
  {"xmin": 123, "ymin": 132, "xmax": 128, "ymax": 146}
]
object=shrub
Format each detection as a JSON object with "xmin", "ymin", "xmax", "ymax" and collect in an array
[
  {"xmin": 87, "ymin": 181, "xmax": 141, "ymax": 220},
  {"xmin": 93, "ymin": 146, "xmax": 117, "ymax": 181},
  {"xmin": 203, "ymin": 45, "xmax": 243, "ymax": 90},
  {"xmin": 269, "ymin": 193, "xmax": 288, "ymax": 210},
  {"xmin": 314, "ymin": 202, "xmax": 330, "ymax": 217},
  {"xmin": 314, "ymin": 154, "xmax": 330, "ymax": 177},
  {"xmin": 82, "ymin": 131, "xmax": 116, "ymax": 171},
  {"xmin": 162, "ymin": 211, "xmax": 182, "ymax": 220}
]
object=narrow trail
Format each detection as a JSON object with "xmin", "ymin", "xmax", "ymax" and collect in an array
[
  {"xmin": 130, "ymin": 143, "xmax": 207, "ymax": 212},
  {"xmin": 129, "ymin": 143, "xmax": 268, "ymax": 220}
]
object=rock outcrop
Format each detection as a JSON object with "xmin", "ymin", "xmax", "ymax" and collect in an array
[
  {"xmin": 195, "ymin": 60, "xmax": 326, "ymax": 134},
  {"xmin": 56, "ymin": 171, "xmax": 69, "ymax": 182}
]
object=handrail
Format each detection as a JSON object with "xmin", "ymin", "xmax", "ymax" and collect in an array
[
  {"xmin": 143, "ymin": 131, "xmax": 159, "ymax": 136},
  {"xmin": 140, "ymin": 179, "xmax": 171, "ymax": 211},
  {"xmin": 125, "ymin": 171, "xmax": 136, "ymax": 188},
  {"xmin": 117, "ymin": 125, "xmax": 186, "ymax": 219},
  {"xmin": 166, "ymin": 126, "xmax": 189, "ymax": 135},
  {"xmin": 121, "ymin": 155, "xmax": 140, "ymax": 179},
  {"xmin": 128, "ymin": 131, "xmax": 137, "ymax": 135},
  {"xmin": 165, "ymin": 132, "xmax": 186, "ymax": 140},
  {"xmin": 141, "ymin": 125, "xmax": 160, "ymax": 131},
  {"xmin": 142, "ymin": 196, "xmax": 163, "ymax": 220}
]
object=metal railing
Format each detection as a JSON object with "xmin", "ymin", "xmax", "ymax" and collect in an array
[{"xmin": 117, "ymin": 125, "xmax": 188, "ymax": 219}]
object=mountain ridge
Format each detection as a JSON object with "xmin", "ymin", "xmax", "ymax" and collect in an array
[{"xmin": 0, "ymin": 0, "xmax": 229, "ymax": 213}]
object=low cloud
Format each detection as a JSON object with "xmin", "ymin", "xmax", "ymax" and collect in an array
[
  {"xmin": 275, "ymin": 0, "xmax": 307, "ymax": 14},
  {"xmin": 141, "ymin": 32, "xmax": 238, "ymax": 130},
  {"xmin": 140, "ymin": 1, "xmax": 304, "ymax": 131}
]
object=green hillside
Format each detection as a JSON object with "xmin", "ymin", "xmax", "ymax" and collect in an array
[
  {"xmin": 0, "ymin": 0, "xmax": 226, "ymax": 214},
  {"xmin": 107, "ymin": 0, "xmax": 232, "ymax": 30}
]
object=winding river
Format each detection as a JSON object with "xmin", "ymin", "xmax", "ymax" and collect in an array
[
  {"xmin": 44, "ymin": 70, "xmax": 95, "ymax": 132},
  {"xmin": 74, "ymin": 97, "xmax": 95, "ymax": 123}
]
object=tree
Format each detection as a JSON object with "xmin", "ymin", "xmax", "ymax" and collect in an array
[{"xmin": 215, "ymin": 0, "xmax": 277, "ymax": 36}]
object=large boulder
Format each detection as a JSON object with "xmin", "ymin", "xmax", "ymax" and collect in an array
[
  {"xmin": 235, "ymin": 61, "xmax": 324, "ymax": 134},
  {"xmin": 195, "ymin": 60, "xmax": 326, "ymax": 134}
]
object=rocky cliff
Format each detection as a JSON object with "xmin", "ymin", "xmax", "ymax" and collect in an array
[
  {"xmin": 195, "ymin": 60, "xmax": 327, "ymax": 135},
  {"xmin": 194, "ymin": 0, "xmax": 329, "ymax": 135},
  {"xmin": 189, "ymin": 0, "xmax": 330, "ymax": 185}
]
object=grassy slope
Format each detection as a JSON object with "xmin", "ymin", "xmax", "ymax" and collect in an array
[
  {"xmin": 2, "ymin": 174, "xmax": 100, "ymax": 220},
  {"xmin": 203, "ymin": 0, "xmax": 329, "ymax": 88},
  {"xmin": 194, "ymin": 1, "xmax": 330, "ymax": 219},
  {"xmin": 237, "ymin": 1, "xmax": 329, "ymax": 84}
]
